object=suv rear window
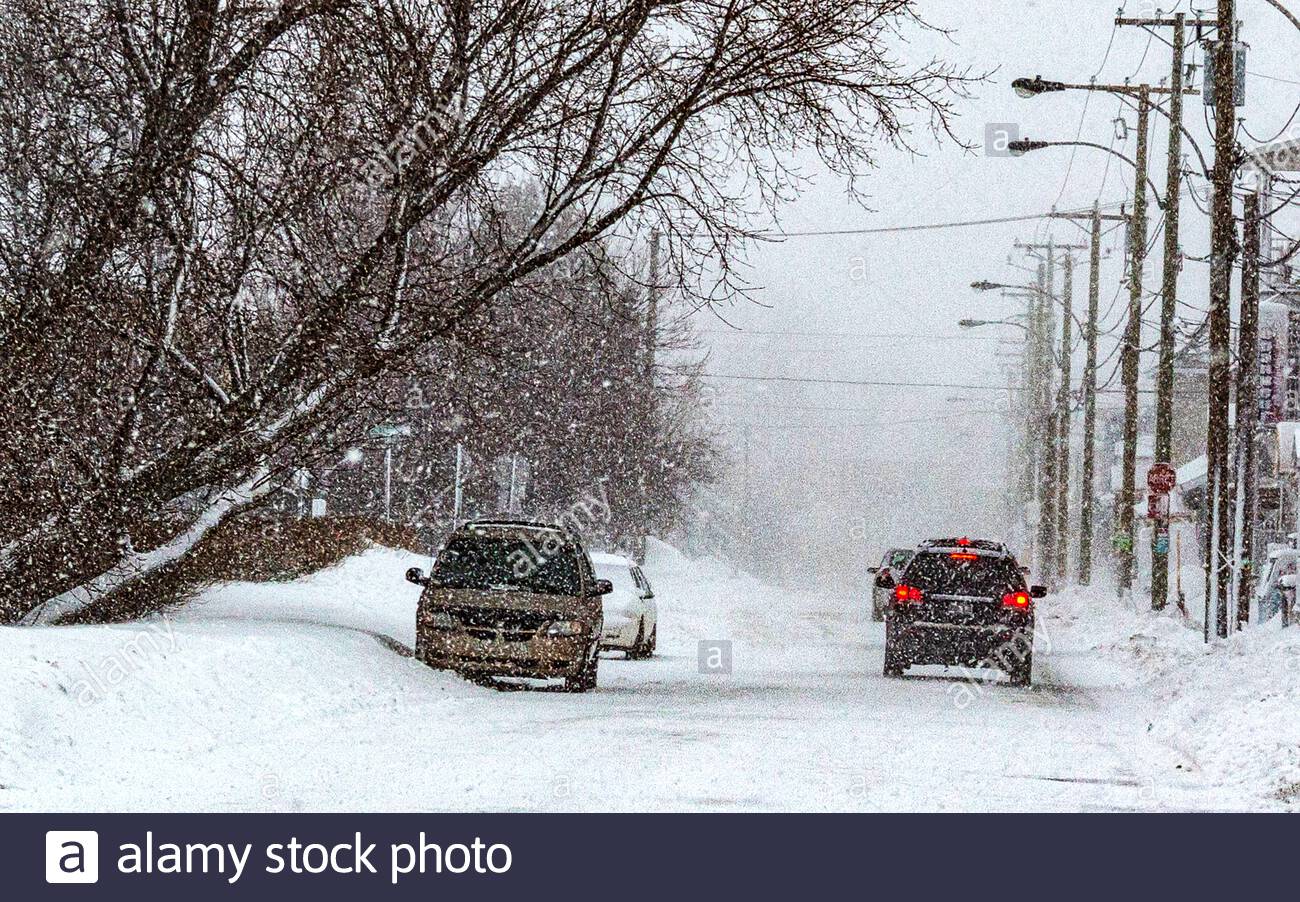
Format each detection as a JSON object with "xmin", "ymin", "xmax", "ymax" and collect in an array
[
  {"xmin": 900, "ymin": 552, "xmax": 1025, "ymax": 597},
  {"xmin": 887, "ymin": 549, "xmax": 914, "ymax": 569},
  {"xmin": 433, "ymin": 535, "xmax": 582, "ymax": 596}
]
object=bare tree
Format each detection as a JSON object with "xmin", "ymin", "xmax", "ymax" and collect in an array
[{"xmin": 0, "ymin": 0, "xmax": 973, "ymax": 620}]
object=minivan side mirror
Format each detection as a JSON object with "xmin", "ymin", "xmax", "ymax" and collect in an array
[
  {"xmin": 405, "ymin": 567, "xmax": 428, "ymax": 587},
  {"xmin": 589, "ymin": 578, "xmax": 614, "ymax": 597},
  {"xmin": 867, "ymin": 566, "xmax": 879, "ymax": 574},
  {"xmin": 1030, "ymin": 585, "xmax": 1047, "ymax": 599}
]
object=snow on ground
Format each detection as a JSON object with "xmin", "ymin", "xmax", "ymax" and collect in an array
[
  {"xmin": 0, "ymin": 540, "xmax": 1292, "ymax": 811},
  {"xmin": 1045, "ymin": 585, "xmax": 1300, "ymax": 806}
]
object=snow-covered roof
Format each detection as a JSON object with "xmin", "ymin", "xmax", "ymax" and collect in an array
[{"xmin": 1177, "ymin": 455, "xmax": 1207, "ymax": 490}]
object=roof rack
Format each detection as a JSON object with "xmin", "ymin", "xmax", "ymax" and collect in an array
[
  {"xmin": 460, "ymin": 518, "xmax": 567, "ymax": 532},
  {"xmin": 918, "ymin": 537, "xmax": 1010, "ymax": 554}
]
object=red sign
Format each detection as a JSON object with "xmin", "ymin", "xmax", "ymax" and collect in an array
[
  {"xmin": 1148, "ymin": 493, "xmax": 1170, "ymax": 520},
  {"xmin": 1147, "ymin": 462, "xmax": 1177, "ymax": 495}
]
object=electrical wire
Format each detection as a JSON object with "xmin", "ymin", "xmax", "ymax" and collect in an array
[
  {"xmin": 766, "ymin": 203, "xmax": 1125, "ymax": 238},
  {"xmin": 1240, "ymin": 97, "xmax": 1300, "ymax": 145},
  {"xmin": 701, "ymin": 372, "xmax": 1183, "ymax": 396}
]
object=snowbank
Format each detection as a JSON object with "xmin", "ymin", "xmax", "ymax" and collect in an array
[{"xmin": 1043, "ymin": 586, "xmax": 1300, "ymax": 805}]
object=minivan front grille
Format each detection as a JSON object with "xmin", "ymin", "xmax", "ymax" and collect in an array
[{"xmin": 447, "ymin": 607, "xmax": 553, "ymax": 642}]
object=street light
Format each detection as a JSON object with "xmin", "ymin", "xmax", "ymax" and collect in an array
[
  {"xmin": 1012, "ymin": 76, "xmax": 1068, "ymax": 98},
  {"xmin": 959, "ymin": 318, "xmax": 1028, "ymax": 333},
  {"xmin": 972, "ymin": 280, "xmax": 1037, "ymax": 293}
]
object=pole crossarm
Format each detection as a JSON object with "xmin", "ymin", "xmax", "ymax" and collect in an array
[
  {"xmin": 1116, "ymin": 16, "xmax": 1216, "ymax": 28},
  {"xmin": 1049, "ymin": 211, "xmax": 1130, "ymax": 222}
]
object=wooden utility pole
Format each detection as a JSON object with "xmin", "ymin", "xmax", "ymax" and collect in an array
[
  {"xmin": 1054, "ymin": 254, "xmax": 1075, "ymax": 581},
  {"xmin": 1041, "ymin": 241, "xmax": 1058, "ymax": 578},
  {"xmin": 643, "ymin": 229, "xmax": 662, "ymax": 551},
  {"xmin": 1081, "ymin": 209, "xmax": 1102, "ymax": 585},
  {"xmin": 1206, "ymin": 0, "xmax": 1239, "ymax": 639},
  {"xmin": 1233, "ymin": 191, "xmax": 1262, "ymax": 627},
  {"xmin": 646, "ymin": 229, "xmax": 661, "ymax": 386},
  {"xmin": 1136, "ymin": 12, "xmax": 1192, "ymax": 610},
  {"xmin": 1118, "ymin": 88, "xmax": 1152, "ymax": 598}
]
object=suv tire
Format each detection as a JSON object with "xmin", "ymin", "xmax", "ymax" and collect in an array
[
  {"xmin": 882, "ymin": 617, "xmax": 908, "ymax": 677},
  {"xmin": 1008, "ymin": 651, "xmax": 1033, "ymax": 687},
  {"xmin": 564, "ymin": 647, "xmax": 599, "ymax": 693}
]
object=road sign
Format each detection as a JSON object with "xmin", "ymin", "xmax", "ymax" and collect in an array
[
  {"xmin": 1148, "ymin": 493, "xmax": 1170, "ymax": 520},
  {"xmin": 369, "ymin": 424, "xmax": 411, "ymax": 441},
  {"xmin": 1147, "ymin": 462, "xmax": 1177, "ymax": 495}
]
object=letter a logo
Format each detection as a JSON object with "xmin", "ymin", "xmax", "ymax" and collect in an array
[{"xmin": 45, "ymin": 831, "xmax": 99, "ymax": 884}]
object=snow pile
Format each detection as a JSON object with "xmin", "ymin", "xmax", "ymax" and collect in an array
[
  {"xmin": 175, "ymin": 546, "xmax": 429, "ymax": 645},
  {"xmin": 1044, "ymin": 586, "xmax": 1300, "ymax": 806}
]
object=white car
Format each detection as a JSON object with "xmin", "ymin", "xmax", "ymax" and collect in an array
[{"xmin": 592, "ymin": 552, "xmax": 657, "ymax": 658}]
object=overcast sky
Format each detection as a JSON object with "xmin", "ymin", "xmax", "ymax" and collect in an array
[{"xmin": 694, "ymin": 0, "xmax": 1300, "ymax": 582}]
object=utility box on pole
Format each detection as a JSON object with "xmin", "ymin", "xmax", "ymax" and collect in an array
[{"xmin": 1202, "ymin": 41, "xmax": 1247, "ymax": 107}]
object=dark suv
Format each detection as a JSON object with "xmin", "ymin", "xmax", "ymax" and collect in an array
[{"xmin": 883, "ymin": 540, "xmax": 1045, "ymax": 685}]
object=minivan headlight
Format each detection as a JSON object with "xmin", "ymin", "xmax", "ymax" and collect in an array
[
  {"xmin": 427, "ymin": 611, "xmax": 458, "ymax": 629},
  {"xmin": 544, "ymin": 620, "xmax": 585, "ymax": 637}
]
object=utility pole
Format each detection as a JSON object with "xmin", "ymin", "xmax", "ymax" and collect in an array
[
  {"xmin": 452, "ymin": 441, "xmax": 464, "ymax": 525},
  {"xmin": 1015, "ymin": 240, "xmax": 1086, "ymax": 581},
  {"xmin": 1054, "ymin": 254, "xmax": 1075, "ymax": 582},
  {"xmin": 644, "ymin": 229, "xmax": 661, "ymax": 550},
  {"xmin": 1050, "ymin": 205, "xmax": 1129, "ymax": 585},
  {"xmin": 1117, "ymin": 87, "xmax": 1152, "ymax": 599},
  {"xmin": 646, "ymin": 230, "xmax": 661, "ymax": 386},
  {"xmin": 1207, "ymin": 0, "xmax": 1239, "ymax": 639},
  {"xmin": 1081, "ymin": 209, "xmax": 1102, "ymax": 585},
  {"xmin": 1233, "ymin": 191, "xmax": 1262, "ymax": 627},
  {"xmin": 1041, "ymin": 240, "xmax": 1058, "ymax": 580},
  {"xmin": 1116, "ymin": 11, "xmax": 1195, "ymax": 610}
]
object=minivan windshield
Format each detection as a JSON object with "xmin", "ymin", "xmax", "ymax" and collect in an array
[
  {"xmin": 432, "ymin": 535, "xmax": 582, "ymax": 596},
  {"xmin": 901, "ymin": 552, "xmax": 1025, "ymax": 597}
]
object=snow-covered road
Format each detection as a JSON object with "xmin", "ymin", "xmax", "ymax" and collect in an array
[{"xmin": 0, "ymin": 542, "xmax": 1275, "ymax": 811}]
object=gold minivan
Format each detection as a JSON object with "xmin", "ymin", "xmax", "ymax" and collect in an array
[{"xmin": 406, "ymin": 521, "xmax": 612, "ymax": 692}]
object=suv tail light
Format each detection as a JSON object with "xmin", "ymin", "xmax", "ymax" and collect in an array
[
  {"xmin": 895, "ymin": 585, "xmax": 924, "ymax": 604},
  {"xmin": 949, "ymin": 552, "xmax": 979, "ymax": 561},
  {"xmin": 1002, "ymin": 591, "xmax": 1031, "ymax": 609}
]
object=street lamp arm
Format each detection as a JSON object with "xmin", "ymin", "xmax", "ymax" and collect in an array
[
  {"xmin": 958, "ymin": 318, "xmax": 1029, "ymax": 334},
  {"xmin": 1010, "ymin": 139, "xmax": 1167, "ymax": 210}
]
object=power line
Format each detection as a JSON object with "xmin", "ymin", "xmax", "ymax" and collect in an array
[
  {"xmin": 702, "ymin": 372, "xmax": 1198, "ymax": 396},
  {"xmin": 713, "ymin": 409, "xmax": 1002, "ymax": 432},
  {"xmin": 698, "ymin": 329, "xmax": 1003, "ymax": 343},
  {"xmin": 764, "ymin": 202, "xmax": 1126, "ymax": 238}
]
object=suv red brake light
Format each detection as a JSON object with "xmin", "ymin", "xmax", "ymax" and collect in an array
[
  {"xmin": 1002, "ymin": 591, "xmax": 1031, "ymax": 609},
  {"xmin": 895, "ymin": 584, "xmax": 924, "ymax": 603}
]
